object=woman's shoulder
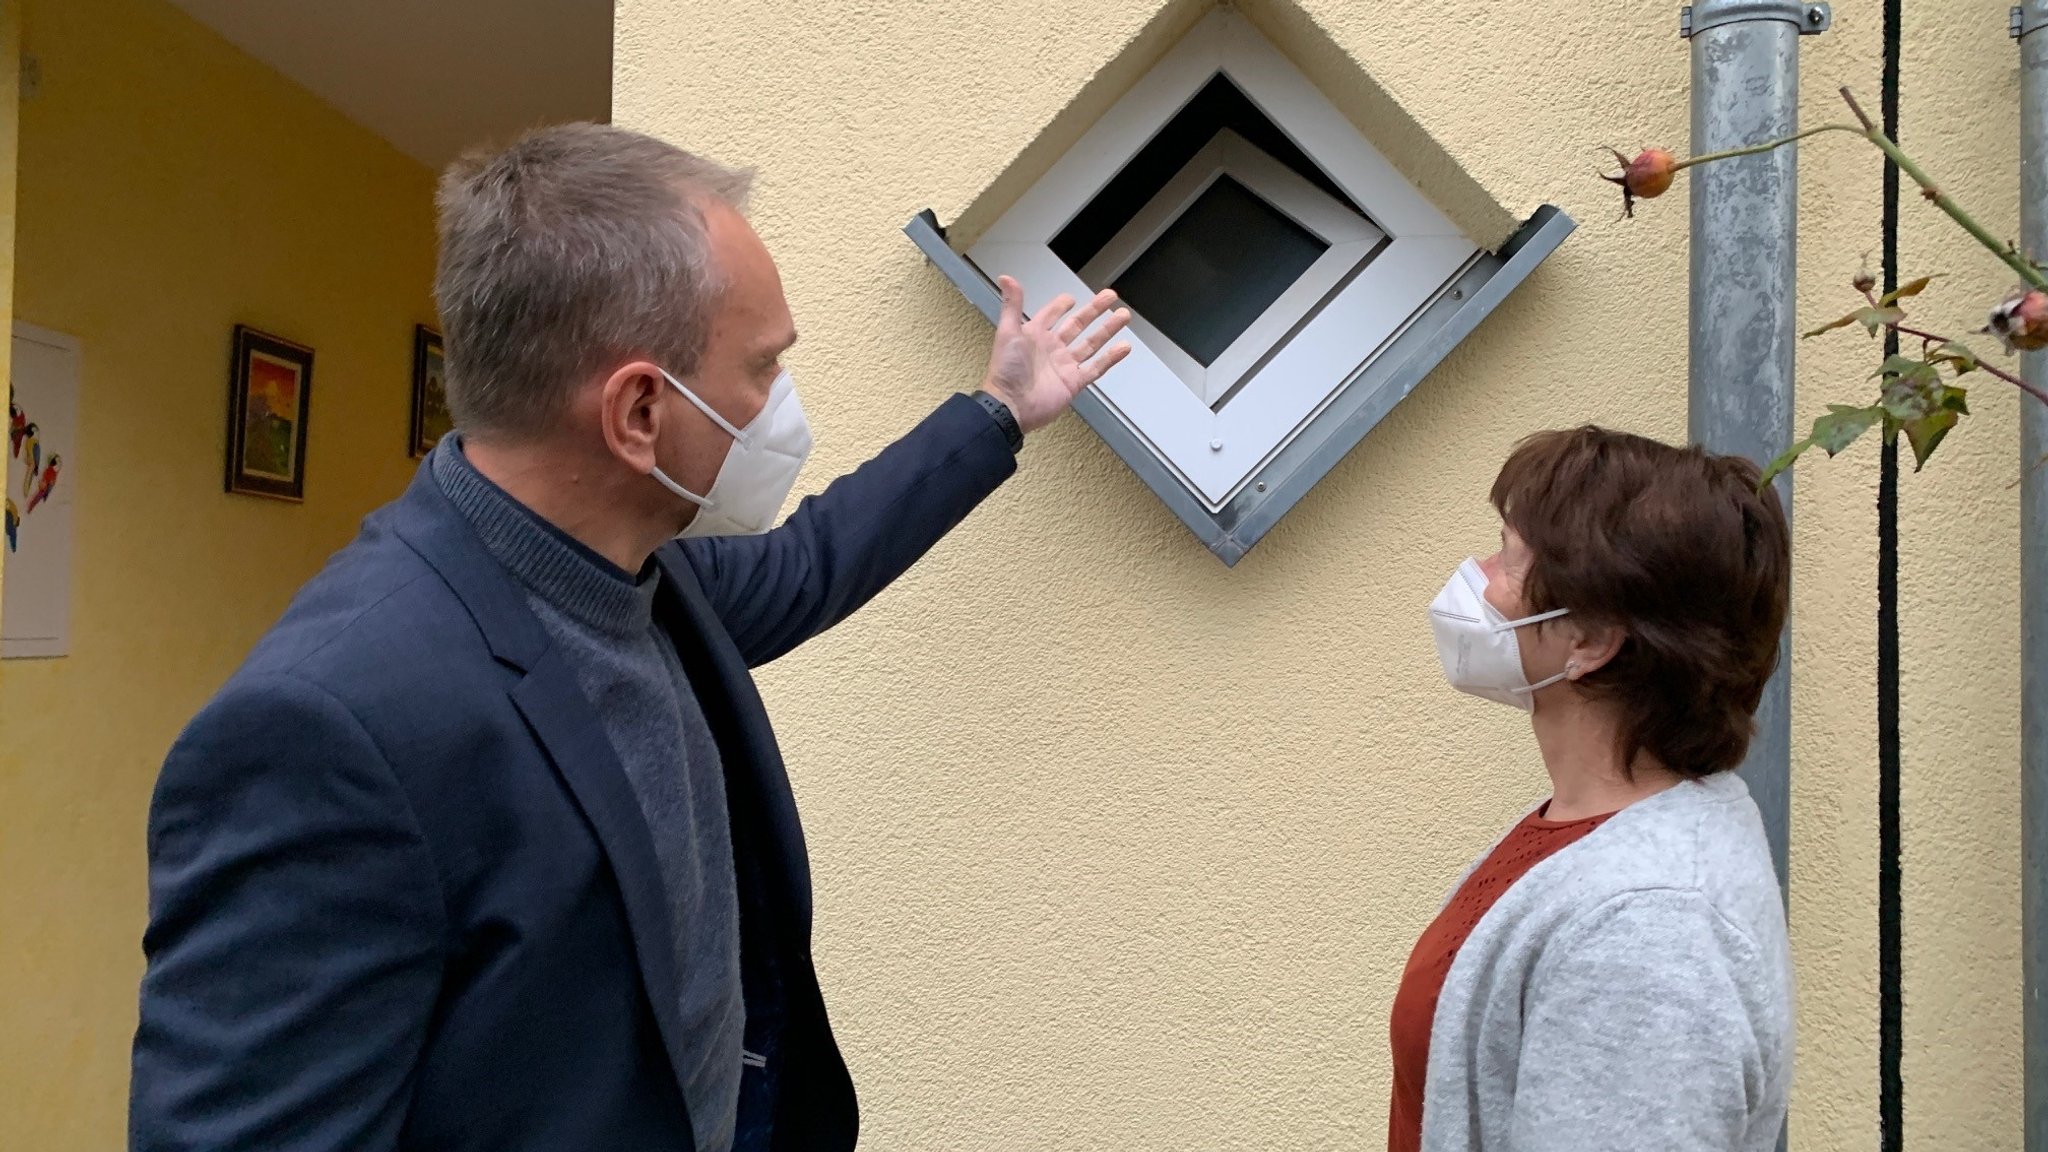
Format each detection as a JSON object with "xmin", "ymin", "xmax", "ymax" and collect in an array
[{"xmin": 1492, "ymin": 775, "xmax": 1783, "ymax": 946}]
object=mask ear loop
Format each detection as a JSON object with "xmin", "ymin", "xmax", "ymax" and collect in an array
[
  {"xmin": 1504, "ymin": 619, "xmax": 1577, "ymax": 698},
  {"xmin": 1488, "ymin": 606, "xmax": 1570, "ymax": 634},
  {"xmin": 649, "ymin": 368, "xmax": 730, "ymax": 511},
  {"xmin": 659, "ymin": 368, "xmax": 750, "ymax": 446}
]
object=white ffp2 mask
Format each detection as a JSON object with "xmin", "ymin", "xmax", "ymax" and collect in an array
[
  {"xmin": 652, "ymin": 369, "xmax": 813, "ymax": 538},
  {"xmin": 1429, "ymin": 558, "xmax": 1571, "ymax": 711}
]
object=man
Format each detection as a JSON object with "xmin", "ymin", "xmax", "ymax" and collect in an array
[{"xmin": 130, "ymin": 124, "xmax": 1129, "ymax": 1152}]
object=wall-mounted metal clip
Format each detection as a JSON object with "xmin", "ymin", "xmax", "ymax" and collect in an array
[
  {"xmin": 1681, "ymin": 1, "xmax": 1830, "ymax": 39},
  {"xmin": 2014, "ymin": 2, "xmax": 2048, "ymax": 39}
]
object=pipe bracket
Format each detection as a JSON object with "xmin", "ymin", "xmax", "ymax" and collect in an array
[
  {"xmin": 1681, "ymin": 1, "xmax": 1830, "ymax": 38},
  {"xmin": 2015, "ymin": 2, "xmax": 2048, "ymax": 39}
]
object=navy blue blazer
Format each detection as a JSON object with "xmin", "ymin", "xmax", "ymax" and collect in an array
[{"xmin": 131, "ymin": 395, "xmax": 1017, "ymax": 1152}]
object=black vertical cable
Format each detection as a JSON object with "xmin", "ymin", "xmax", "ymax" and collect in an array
[{"xmin": 1878, "ymin": 0, "xmax": 1905, "ymax": 1146}]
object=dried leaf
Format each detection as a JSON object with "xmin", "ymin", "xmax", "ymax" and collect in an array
[
  {"xmin": 1804, "ymin": 312, "xmax": 1863, "ymax": 338},
  {"xmin": 1858, "ymin": 306, "xmax": 1908, "ymax": 335},
  {"xmin": 1807, "ymin": 307, "xmax": 1906, "ymax": 338},
  {"xmin": 1879, "ymin": 275, "xmax": 1939, "ymax": 305}
]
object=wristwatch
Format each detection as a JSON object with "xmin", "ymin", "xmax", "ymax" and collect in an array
[{"xmin": 972, "ymin": 391, "xmax": 1024, "ymax": 454}]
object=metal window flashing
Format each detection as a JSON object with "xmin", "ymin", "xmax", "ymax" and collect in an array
[{"xmin": 906, "ymin": 203, "xmax": 1575, "ymax": 566}]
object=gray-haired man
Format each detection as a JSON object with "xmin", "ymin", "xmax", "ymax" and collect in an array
[{"xmin": 131, "ymin": 123, "xmax": 1128, "ymax": 1152}]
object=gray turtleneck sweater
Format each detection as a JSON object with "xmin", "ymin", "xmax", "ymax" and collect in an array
[{"xmin": 433, "ymin": 438, "xmax": 743, "ymax": 1152}]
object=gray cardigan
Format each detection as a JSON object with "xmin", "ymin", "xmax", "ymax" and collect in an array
[{"xmin": 1420, "ymin": 772, "xmax": 1794, "ymax": 1152}]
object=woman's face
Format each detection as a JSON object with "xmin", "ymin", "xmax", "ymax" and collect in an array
[
  {"xmin": 1478, "ymin": 525, "xmax": 1531, "ymax": 618},
  {"xmin": 1479, "ymin": 525, "xmax": 1574, "ymax": 690}
]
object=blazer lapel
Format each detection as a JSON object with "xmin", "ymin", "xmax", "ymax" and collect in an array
[
  {"xmin": 390, "ymin": 460, "xmax": 694, "ymax": 1101},
  {"xmin": 508, "ymin": 660, "xmax": 695, "ymax": 1089}
]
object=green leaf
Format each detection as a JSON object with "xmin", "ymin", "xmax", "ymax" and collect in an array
[
  {"xmin": 1870, "ymin": 353, "xmax": 1933, "ymax": 381},
  {"xmin": 1812, "ymin": 404, "xmax": 1885, "ymax": 456},
  {"xmin": 1902, "ymin": 408, "xmax": 1960, "ymax": 470},
  {"xmin": 1879, "ymin": 274, "xmax": 1939, "ymax": 305},
  {"xmin": 1882, "ymin": 383, "xmax": 1933, "ymax": 422},
  {"xmin": 1759, "ymin": 404, "xmax": 1893, "ymax": 485},
  {"xmin": 1759, "ymin": 439, "xmax": 1813, "ymax": 488},
  {"xmin": 1932, "ymin": 340, "xmax": 1982, "ymax": 375},
  {"xmin": 1877, "ymin": 358, "xmax": 1943, "ymax": 421}
]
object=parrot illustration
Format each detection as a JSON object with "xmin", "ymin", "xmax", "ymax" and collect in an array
[
  {"xmin": 24, "ymin": 454, "xmax": 59, "ymax": 516},
  {"xmin": 3, "ymin": 497, "xmax": 16, "ymax": 553},
  {"xmin": 7, "ymin": 395, "xmax": 22, "ymax": 458},
  {"xmin": 17, "ymin": 423, "xmax": 38, "ymax": 497}
]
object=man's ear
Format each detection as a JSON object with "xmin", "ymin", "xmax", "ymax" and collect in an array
[{"xmin": 598, "ymin": 361, "xmax": 668, "ymax": 472}]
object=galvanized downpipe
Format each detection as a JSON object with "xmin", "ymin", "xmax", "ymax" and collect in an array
[
  {"xmin": 1684, "ymin": 0, "xmax": 1829, "ymax": 896},
  {"xmin": 2014, "ymin": 7, "xmax": 2048, "ymax": 1149}
]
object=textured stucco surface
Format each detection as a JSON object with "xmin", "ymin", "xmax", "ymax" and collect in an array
[
  {"xmin": 1897, "ymin": 7, "xmax": 2025, "ymax": 1150},
  {"xmin": 615, "ymin": 0, "xmax": 2007, "ymax": 1146}
]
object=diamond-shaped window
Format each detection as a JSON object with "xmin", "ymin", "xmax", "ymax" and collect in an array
[{"xmin": 907, "ymin": 9, "xmax": 1574, "ymax": 564}]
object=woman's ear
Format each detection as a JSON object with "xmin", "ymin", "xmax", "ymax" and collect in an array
[
  {"xmin": 599, "ymin": 361, "xmax": 667, "ymax": 472},
  {"xmin": 1565, "ymin": 621, "xmax": 1627, "ymax": 681}
]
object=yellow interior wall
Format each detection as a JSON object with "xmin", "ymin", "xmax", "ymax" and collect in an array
[
  {"xmin": 614, "ymin": 0, "xmax": 2000, "ymax": 1147},
  {"xmin": 0, "ymin": 0, "xmax": 22, "ymax": 623},
  {"xmin": 0, "ymin": 0, "xmax": 438, "ymax": 1143}
]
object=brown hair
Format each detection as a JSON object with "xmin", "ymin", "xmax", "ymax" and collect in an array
[
  {"xmin": 433, "ymin": 123, "xmax": 754, "ymax": 439},
  {"xmin": 1489, "ymin": 426, "xmax": 1790, "ymax": 777}
]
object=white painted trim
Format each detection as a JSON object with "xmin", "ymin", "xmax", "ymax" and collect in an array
[
  {"xmin": 12, "ymin": 321, "xmax": 82, "ymax": 354},
  {"xmin": 977, "ymin": 10, "xmax": 1461, "ymax": 247},
  {"xmin": 1074, "ymin": 131, "xmax": 1385, "ymax": 406},
  {"xmin": 975, "ymin": 234, "xmax": 1471, "ymax": 506},
  {"xmin": 1077, "ymin": 131, "xmax": 1377, "ymax": 285},
  {"xmin": 966, "ymin": 8, "xmax": 1480, "ymax": 506}
]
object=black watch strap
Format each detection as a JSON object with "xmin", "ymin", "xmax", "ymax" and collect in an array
[{"xmin": 972, "ymin": 391, "xmax": 1024, "ymax": 454}]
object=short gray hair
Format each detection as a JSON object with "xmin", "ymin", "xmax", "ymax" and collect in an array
[{"xmin": 433, "ymin": 122, "xmax": 753, "ymax": 439}]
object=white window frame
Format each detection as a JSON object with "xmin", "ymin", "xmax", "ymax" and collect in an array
[
  {"xmin": 968, "ymin": 8, "xmax": 1478, "ymax": 510},
  {"xmin": 1075, "ymin": 129, "xmax": 1384, "ymax": 408}
]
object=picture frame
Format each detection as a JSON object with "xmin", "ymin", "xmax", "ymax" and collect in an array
[
  {"xmin": 226, "ymin": 325, "xmax": 313, "ymax": 502},
  {"xmin": 410, "ymin": 324, "xmax": 451, "ymax": 459}
]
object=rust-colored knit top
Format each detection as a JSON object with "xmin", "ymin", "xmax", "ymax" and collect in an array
[{"xmin": 1387, "ymin": 805, "xmax": 1615, "ymax": 1152}]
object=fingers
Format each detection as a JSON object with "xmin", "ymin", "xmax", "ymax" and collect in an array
[
  {"xmin": 1077, "ymin": 341, "xmax": 1134, "ymax": 387},
  {"xmin": 1069, "ymin": 307, "xmax": 1131, "ymax": 362},
  {"xmin": 1032, "ymin": 291, "xmax": 1078, "ymax": 333},
  {"xmin": 1054, "ymin": 289, "xmax": 1121, "ymax": 343},
  {"xmin": 997, "ymin": 276, "xmax": 1026, "ymax": 330}
]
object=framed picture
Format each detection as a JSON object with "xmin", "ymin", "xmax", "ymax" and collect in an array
[
  {"xmin": 410, "ymin": 324, "xmax": 451, "ymax": 458},
  {"xmin": 226, "ymin": 325, "xmax": 313, "ymax": 501}
]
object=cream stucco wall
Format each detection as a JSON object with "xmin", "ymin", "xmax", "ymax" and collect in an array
[
  {"xmin": 612, "ymin": 0, "xmax": 2014, "ymax": 1148},
  {"xmin": 1898, "ymin": 9, "xmax": 2026, "ymax": 1149}
]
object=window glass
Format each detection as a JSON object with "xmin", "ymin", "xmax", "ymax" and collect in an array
[{"xmin": 1111, "ymin": 175, "xmax": 1327, "ymax": 367}]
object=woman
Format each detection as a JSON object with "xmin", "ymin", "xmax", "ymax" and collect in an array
[{"xmin": 1391, "ymin": 426, "xmax": 1794, "ymax": 1152}]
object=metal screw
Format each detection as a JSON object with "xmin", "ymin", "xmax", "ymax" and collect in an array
[
  {"xmin": 1807, "ymin": 5, "xmax": 1824, "ymax": 25},
  {"xmin": 1256, "ymin": 482, "xmax": 1267, "ymax": 493},
  {"xmin": 1209, "ymin": 439, "xmax": 1224, "ymax": 452},
  {"xmin": 1451, "ymin": 287, "xmax": 1465, "ymax": 301}
]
